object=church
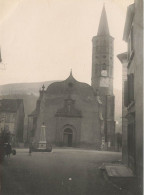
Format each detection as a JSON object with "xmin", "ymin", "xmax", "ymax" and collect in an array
[{"xmin": 28, "ymin": 6, "xmax": 115, "ymax": 150}]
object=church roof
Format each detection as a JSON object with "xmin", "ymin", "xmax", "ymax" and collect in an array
[
  {"xmin": 97, "ymin": 5, "xmax": 110, "ymax": 36},
  {"xmin": 46, "ymin": 72, "xmax": 95, "ymax": 98}
]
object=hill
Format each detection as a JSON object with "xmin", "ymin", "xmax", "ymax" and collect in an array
[{"xmin": 0, "ymin": 81, "xmax": 58, "ymax": 96}]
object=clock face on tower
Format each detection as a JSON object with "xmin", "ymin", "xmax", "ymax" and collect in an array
[
  {"xmin": 100, "ymin": 77, "xmax": 109, "ymax": 87},
  {"xmin": 101, "ymin": 70, "xmax": 107, "ymax": 76}
]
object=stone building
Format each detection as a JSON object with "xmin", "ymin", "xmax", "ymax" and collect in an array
[
  {"xmin": 118, "ymin": 0, "xmax": 143, "ymax": 193},
  {"xmin": 0, "ymin": 99, "xmax": 25, "ymax": 145},
  {"xmin": 91, "ymin": 6, "xmax": 115, "ymax": 149},
  {"xmin": 29, "ymin": 6, "xmax": 115, "ymax": 150},
  {"xmin": 117, "ymin": 52, "xmax": 128, "ymax": 163}
]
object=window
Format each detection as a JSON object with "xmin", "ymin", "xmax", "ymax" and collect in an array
[
  {"xmin": 128, "ymin": 25, "xmax": 133, "ymax": 59},
  {"xmin": 68, "ymin": 105, "xmax": 71, "ymax": 112},
  {"xmin": 5, "ymin": 114, "xmax": 10, "ymax": 122},
  {"xmin": 124, "ymin": 81, "xmax": 128, "ymax": 107},
  {"xmin": 127, "ymin": 73, "xmax": 134, "ymax": 105},
  {"xmin": 130, "ymin": 74, "xmax": 134, "ymax": 101},
  {"xmin": 130, "ymin": 26, "xmax": 133, "ymax": 51},
  {"xmin": 102, "ymin": 63, "xmax": 106, "ymax": 70}
]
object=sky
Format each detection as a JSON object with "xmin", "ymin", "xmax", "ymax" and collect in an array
[{"xmin": 0, "ymin": 0, "xmax": 134, "ymax": 90}]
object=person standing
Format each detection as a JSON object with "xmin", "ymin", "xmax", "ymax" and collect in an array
[
  {"xmin": 29, "ymin": 142, "xmax": 32, "ymax": 156},
  {"xmin": 6, "ymin": 143, "xmax": 11, "ymax": 158}
]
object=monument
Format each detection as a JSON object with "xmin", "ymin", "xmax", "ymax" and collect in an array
[{"xmin": 38, "ymin": 123, "xmax": 47, "ymax": 149}]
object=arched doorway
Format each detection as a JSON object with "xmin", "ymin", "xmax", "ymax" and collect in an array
[{"xmin": 63, "ymin": 128, "xmax": 73, "ymax": 147}]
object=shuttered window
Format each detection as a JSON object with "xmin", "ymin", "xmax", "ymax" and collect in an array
[
  {"xmin": 130, "ymin": 74, "xmax": 134, "ymax": 101},
  {"xmin": 127, "ymin": 73, "xmax": 134, "ymax": 106},
  {"xmin": 124, "ymin": 80, "xmax": 128, "ymax": 107}
]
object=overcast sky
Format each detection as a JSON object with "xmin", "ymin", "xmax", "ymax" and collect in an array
[{"xmin": 0, "ymin": 0, "xmax": 133, "ymax": 90}]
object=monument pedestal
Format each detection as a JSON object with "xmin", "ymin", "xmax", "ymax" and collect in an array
[
  {"xmin": 38, "ymin": 141, "xmax": 47, "ymax": 149},
  {"xmin": 38, "ymin": 124, "xmax": 47, "ymax": 150}
]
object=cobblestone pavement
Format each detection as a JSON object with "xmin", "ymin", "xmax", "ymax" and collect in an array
[{"xmin": 1, "ymin": 148, "xmax": 136, "ymax": 195}]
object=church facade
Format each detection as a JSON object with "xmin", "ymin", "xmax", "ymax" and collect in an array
[{"xmin": 28, "ymin": 6, "xmax": 115, "ymax": 150}]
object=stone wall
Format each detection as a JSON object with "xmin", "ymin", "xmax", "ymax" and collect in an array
[
  {"xmin": 133, "ymin": 0, "xmax": 143, "ymax": 190},
  {"xmin": 34, "ymin": 90, "xmax": 101, "ymax": 149}
]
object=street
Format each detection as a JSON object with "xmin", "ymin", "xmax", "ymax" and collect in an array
[{"xmin": 1, "ymin": 148, "xmax": 132, "ymax": 195}]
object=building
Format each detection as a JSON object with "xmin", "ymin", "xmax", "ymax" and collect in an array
[
  {"xmin": 91, "ymin": 6, "xmax": 115, "ymax": 149},
  {"xmin": 117, "ymin": 52, "xmax": 128, "ymax": 163},
  {"xmin": 28, "ymin": 6, "xmax": 115, "ymax": 150},
  {"xmin": 0, "ymin": 99, "xmax": 25, "ymax": 145},
  {"xmin": 117, "ymin": 0, "xmax": 143, "ymax": 193}
]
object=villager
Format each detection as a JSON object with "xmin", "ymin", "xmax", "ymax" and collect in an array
[{"xmin": 6, "ymin": 143, "xmax": 12, "ymax": 158}]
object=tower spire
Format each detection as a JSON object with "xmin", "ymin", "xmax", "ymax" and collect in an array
[{"xmin": 97, "ymin": 5, "xmax": 110, "ymax": 35}]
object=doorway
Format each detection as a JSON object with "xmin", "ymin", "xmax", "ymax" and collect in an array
[{"xmin": 63, "ymin": 128, "xmax": 73, "ymax": 147}]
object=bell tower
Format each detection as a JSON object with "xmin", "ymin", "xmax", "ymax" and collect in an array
[
  {"xmin": 91, "ymin": 6, "xmax": 115, "ymax": 150},
  {"xmin": 91, "ymin": 5, "xmax": 114, "ymax": 96}
]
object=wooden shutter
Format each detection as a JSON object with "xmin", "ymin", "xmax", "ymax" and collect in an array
[{"xmin": 124, "ymin": 80, "xmax": 128, "ymax": 107}]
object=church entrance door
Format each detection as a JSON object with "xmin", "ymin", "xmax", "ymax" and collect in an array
[{"xmin": 63, "ymin": 128, "xmax": 73, "ymax": 147}]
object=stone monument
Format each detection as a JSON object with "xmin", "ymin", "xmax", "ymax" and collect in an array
[{"xmin": 38, "ymin": 123, "xmax": 47, "ymax": 149}]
